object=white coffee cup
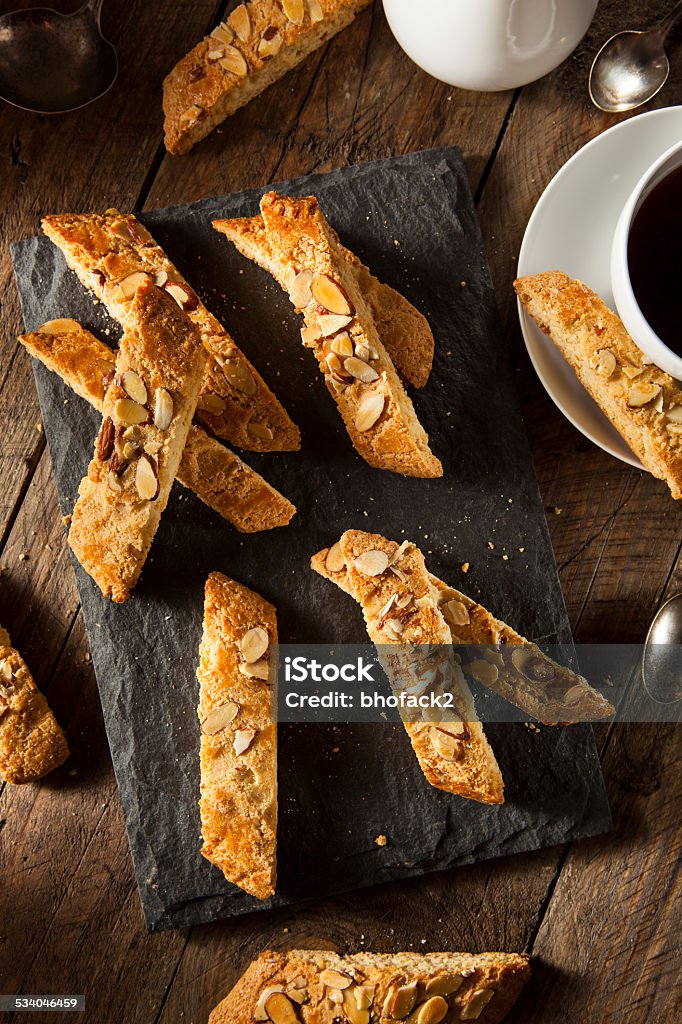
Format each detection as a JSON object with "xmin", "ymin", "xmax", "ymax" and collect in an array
[
  {"xmin": 611, "ymin": 141, "xmax": 682, "ymax": 379},
  {"xmin": 382, "ymin": 0, "xmax": 599, "ymax": 91}
]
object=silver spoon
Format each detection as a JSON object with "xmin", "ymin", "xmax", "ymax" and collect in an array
[
  {"xmin": 0, "ymin": 0, "xmax": 117, "ymax": 114},
  {"xmin": 589, "ymin": 0, "xmax": 682, "ymax": 113},
  {"xmin": 641, "ymin": 593, "xmax": 682, "ymax": 704}
]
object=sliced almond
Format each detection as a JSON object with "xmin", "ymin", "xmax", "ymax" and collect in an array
[
  {"xmin": 135, "ymin": 453, "xmax": 159, "ymax": 501},
  {"xmin": 249, "ymin": 422, "xmax": 275, "ymax": 440},
  {"xmin": 416, "ymin": 996, "xmax": 448, "ymax": 1024},
  {"xmin": 301, "ymin": 324, "xmax": 320, "ymax": 347},
  {"xmin": 122, "ymin": 369, "xmax": 147, "ymax": 405},
  {"xmin": 290, "ymin": 977, "xmax": 307, "ymax": 991},
  {"xmin": 320, "ymin": 969, "xmax": 353, "ymax": 990},
  {"xmin": 221, "ymin": 358, "xmax": 257, "ymax": 396},
  {"xmin": 220, "ymin": 45, "xmax": 248, "ymax": 76},
  {"xmin": 154, "ymin": 269, "xmax": 169, "ymax": 287},
  {"xmin": 342, "ymin": 987, "xmax": 370, "ymax": 1024},
  {"xmin": 318, "ymin": 313, "xmax": 353, "ymax": 337},
  {"xmin": 328, "ymin": 989, "xmax": 344, "ymax": 1005},
  {"xmin": 287, "ymin": 989, "xmax": 309, "ymax": 1005},
  {"xmin": 311, "ymin": 274, "xmax": 353, "ymax": 315},
  {"xmin": 431, "ymin": 728, "xmax": 459, "ymax": 761},
  {"xmin": 39, "ymin": 317, "xmax": 83, "ymax": 334},
  {"xmin": 383, "ymin": 981, "xmax": 418, "ymax": 1020},
  {"xmin": 113, "ymin": 397, "xmax": 148, "ymax": 426},
  {"xmin": 239, "ymin": 658, "xmax": 269, "ymax": 681},
  {"xmin": 622, "ymin": 362, "xmax": 645, "ymax": 379},
  {"xmin": 345, "ymin": 356, "xmax": 379, "ymax": 383},
  {"xmin": 460, "ymin": 989, "xmax": 495, "ymax": 1020},
  {"xmin": 258, "ymin": 28, "xmax": 283, "ymax": 57},
  {"xmin": 561, "ymin": 683, "xmax": 587, "ymax": 706},
  {"xmin": 424, "ymin": 974, "xmax": 464, "ymax": 997},
  {"xmin": 466, "ymin": 658, "xmax": 499, "ymax": 686},
  {"xmin": 197, "ymin": 393, "xmax": 227, "ymax": 416},
  {"xmin": 306, "ymin": 0, "xmax": 324, "ymax": 22},
  {"xmin": 210, "ymin": 21, "xmax": 234, "ymax": 45},
  {"xmin": 241, "ymin": 626, "xmax": 269, "ymax": 664},
  {"xmin": 355, "ymin": 392, "xmax": 385, "ymax": 432},
  {"xmin": 290, "ymin": 269, "xmax": 313, "ymax": 309},
  {"xmin": 107, "ymin": 470, "xmax": 123, "ymax": 493},
  {"xmin": 354, "ymin": 986, "xmax": 375, "ymax": 1011},
  {"xmin": 331, "ymin": 332, "xmax": 354, "ymax": 358},
  {"xmin": 233, "ymin": 727, "xmax": 257, "ymax": 756},
  {"xmin": 164, "ymin": 281, "xmax": 199, "ymax": 312},
  {"xmin": 227, "ymin": 3, "xmax": 251, "ymax": 41},
  {"xmin": 264, "ymin": 992, "xmax": 298, "ymax": 1024},
  {"xmin": 111, "ymin": 270, "xmax": 151, "ymax": 303},
  {"xmin": 596, "ymin": 348, "xmax": 617, "ymax": 378},
  {"xmin": 442, "ymin": 599, "xmax": 471, "ymax": 628},
  {"xmin": 666, "ymin": 405, "xmax": 682, "ymax": 422},
  {"xmin": 201, "ymin": 701, "xmax": 239, "ymax": 735},
  {"xmin": 388, "ymin": 540, "xmax": 411, "ymax": 567},
  {"xmin": 325, "ymin": 542, "xmax": 346, "ymax": 574},
  {"xmin": 627, "ymin": 381, "xmax": 662, "ymax": 408},
  {"xmin": 255, "ymin": 986, "xmax": 285, "ymax": 1022},
  {"xmin": 353, "ymin": 549, "xmax": 389, "ymax": 576},
  {"xmin": 154, "ymin": 388, "xmax": 173, "ymax": 431},
  {"xmin": 282, "ymin": 0, "xmax": 305, "ymax": 24}
]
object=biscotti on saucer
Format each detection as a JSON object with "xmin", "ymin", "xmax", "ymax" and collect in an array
[
  {"xmin": 209, "ymin": 948, "xmax": 531, "ymax": 1024},
  {"xmin": 42, "ymin": 210, "xmax": 300, "ymax": 453},
  {"xmin": 20, "ymin": 320, "xmax": 296, "ymax": 533},
  {"xmin": 197, "ymin": 572, "xmax": 278, "ymax": 900},
  {"xmin": 515, "ymin": 270, "xmax": 682, "ymax": 500},
  {"xmin": 69, "ymin": 281, "xmax": 206, "ymax": 602},
  {"xmin": 0, "ymin": 629, "xmax": 69, "ymax": 784},
  {"xmin": 164, "ymin": 0, "xmax": 373, "ymax": 155}
]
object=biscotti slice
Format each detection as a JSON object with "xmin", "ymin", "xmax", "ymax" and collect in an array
[
  {"xmin": 198, "ymin": 572, "xmax": 277, "ymax": 900},
  {"xmin": 0, "ymin": 629, "xmax": 69, "ymax": 784},
  {"xmin": 19, "ymin": 320, "xmax": 296, "ymax": 533},
  {"xmin": 42, "ymin": 210, "xmax": 300, "ymax": 453},
  {"xmin": 313, "ymin": 546, "xmax": 614, "ymax": 723},
  {"xmin": 69, "ymin": 282, "xmax": 206, "ymax": 602},
  {"xmin": 515, "ymin": 271, "xmax": 682, "ymax": 499},
  {"xmin": 163, "ymin": 0, "xmax": 374, "ymax": 155},
  {"xmin": 214, "ymin": 214, "xmax": 434, "ymax": 388},
  {"xmin": 209, "ymin": 948, "xmax": 531, "ymax": 1024},
  {"xmin": 260, "ymin": 193, "xmax": 442, "ymax": 477},
  {"xmin": 335, "ymin": 530, "xmax": 503, "ymax": 804}
]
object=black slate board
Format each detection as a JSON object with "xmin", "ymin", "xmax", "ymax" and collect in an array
[{"xmin": 11, "ymin": 148, "xmax": 611, "ymax": 932}]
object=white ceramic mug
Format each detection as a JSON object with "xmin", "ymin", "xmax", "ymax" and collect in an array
[
  {"xmin": 611, "ymin": 141, "xmax": 682, "ymax": 379},
  {"xmin": 382, "ymin": 0, "xmax": 598, "ymax": 91}
]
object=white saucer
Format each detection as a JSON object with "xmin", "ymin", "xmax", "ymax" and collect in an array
[{"xmin": 517, "ymin": 106, "xmax": 682, "ymax": 469}]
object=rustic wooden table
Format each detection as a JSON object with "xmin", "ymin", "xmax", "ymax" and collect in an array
[{"xmin": 1, "ymin": 2, "xmax": 680, "ymax": 1022}]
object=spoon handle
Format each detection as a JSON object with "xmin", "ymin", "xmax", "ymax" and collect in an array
[{"xmin": 657, "ymin": 0, "xmax": 682, "ymax": 40}]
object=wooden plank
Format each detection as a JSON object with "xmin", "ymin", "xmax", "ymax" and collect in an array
[{"xmin": 146, "ymin": 3, "xmax": 515, "ymax": 204}]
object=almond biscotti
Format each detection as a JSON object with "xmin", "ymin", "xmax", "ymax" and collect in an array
[
  {"xmin": 515, "ymin": 271, "xmax": 682, "ymax": 499},
  {"xmin": 0, "ymin": 629, "xmax": 69, "ymax": 784},
  {"xmin": 69, "ymin": 281, "xmax": 206, "ymax": 602},
  {"xmin": 320, "ymin": 530, "xmax": 504, "ymax": 804},
  {"xmin": 164, "ymin": 0, "xmax": 374, "ymax": 155},
  {"xmin": 260, "ymin": 193, "xmax": 442, "ymax": 478},
  {"xmin": 209, "ymin": 948, "xmax": 531, "ymax": 1024},
  {"xmin": 313, "ymin": 544, "xmax": 614, "ymax": 724},
  {"xmin": 198, "ymin": 572, "xmax": 277, "ymax": 900},
  {"xmin": 213, "ymin": 214, "xmax": 434, "ymax": 388},
  {"xmin": 20, "ymin": 320, "xmax": 296, "ymax": 533},
  {"xmin": 42, "ymin": 210, "xmax": 300, "ymax": 453}
]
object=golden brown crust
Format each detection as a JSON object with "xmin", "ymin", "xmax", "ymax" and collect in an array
[
  {"xmin": 314, "ymin": 546, "xmax": 613, "ymax": 724},
  {"xmin": 163, "ymin": 0, "xmax": 373, "ymax": 155},
  {"xmin": 514, "ymin": 271, "xmax": 682, "ymax": 499},
  {"xmin": 20, "ymin": 322, "xmax": 296, "ymax": 533},
  {"xmin": 41, "ymin": 210, "xmax": 300, "ymax": 453},
  {"xmin": 315, "ymin": 530, "xmax": 503, "ymax": 805},
  {"xmin": 260, "ymin": 193, "xmax": 442, "ymax": 478},
  {"xmin": 213, "ymin": 214, "xmax": 434, "ymax": 388},
  {"xmin": 198, "ymin": 572, "xmax": 277, "ymax": 899},
  {"xmin": 69, "ymin": 282, "xmax": 206, "ymax": 602},
  {"xmin": 0, "ymin": 640, "xmax": 69, "ymax": 784},
  {"xmin": 209, "ymin": 949, "xmax": 531, "ymax": 1024}
]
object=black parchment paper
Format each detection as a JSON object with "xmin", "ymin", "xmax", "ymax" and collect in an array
[{"xmin": 11, "ymin": 148, "xmax": 611, "ymax": 932}]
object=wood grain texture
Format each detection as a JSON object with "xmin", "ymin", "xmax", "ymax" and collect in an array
[{"xmin": 0, "ymin": 0, "xmax": 680, "ymax": 1021}]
